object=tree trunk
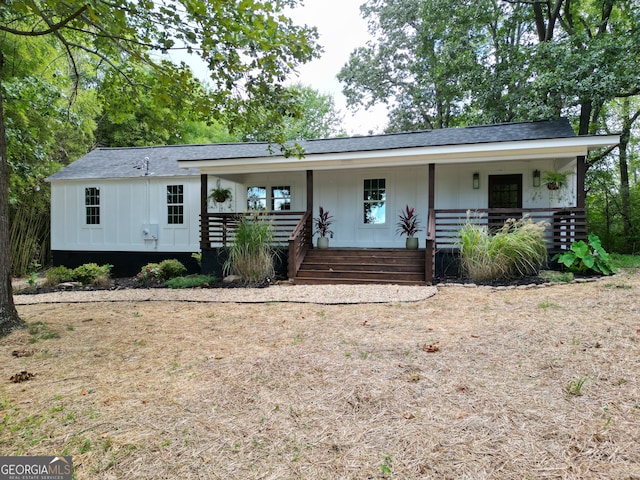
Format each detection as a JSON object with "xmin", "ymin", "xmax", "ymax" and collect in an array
[
  {"xmin": 578, "ymin": 99, "xmax": 592, "ymax": 136},
  {"xmin": 0, "ymin": 52, "xmax": 26, "ymax": 337},
  {"xmin": 618, "ymin": 99, "xmax": 633, "ymax": 247}
]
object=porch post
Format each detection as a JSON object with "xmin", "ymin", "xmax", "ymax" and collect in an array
[
  {"xmin": 200, "ymin": 174, "xmax": 208, "ymax": 250},
  {"xmin": 306, "ymin": 170, "xmax": 313, "ymax": 213},
  {"xmin": 576, "ymin": 155, "xmax": 586, "ymax": 209},
  {"xmin": 306, "ymin": 170, "xmax": 313, "ymax": 247},
  {"xmin": 425, "ymin": 163, "xmax": 435, "ymax": 284}
]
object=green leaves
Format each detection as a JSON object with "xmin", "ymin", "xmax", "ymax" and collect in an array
[
  {"xmin": 553, "ymin": 234, "xmax": 617, "ymax": 276},
  {"xmin": 2, "ymin": 0, "xmax": 320, "ymax": 147},
  {"xmin": 242, "ymin": 83, "xmax": 345, "ymax": 142},
  {"xmin": 340, "ymin": 0, "xmax": 640, "ymax": 134}
]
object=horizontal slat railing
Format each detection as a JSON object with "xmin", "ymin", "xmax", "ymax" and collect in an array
[
  {"xmin": 434, "ymin": 208, "xmax": 586, "ymax": 251},
  {"xmin": 287, "ymin": 211, "xmax": 312, "ymax": 279},
  {"xmin": 200, "ymin": 211, "xmax": 306, "ymax": 248}
]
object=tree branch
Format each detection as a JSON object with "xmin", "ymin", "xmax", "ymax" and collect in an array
[
  {"xmin": 616, "ymin": 87, "xmax": 640, "ymax": 98},
  {"xmin": 0, "ymin": 4, "xmax": 88, "ymax": 36},
  {"xmin": 587, "ymin": 144, "xmax": 618, "ymax": 168}
]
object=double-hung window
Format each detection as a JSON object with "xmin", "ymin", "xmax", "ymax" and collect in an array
[
  {"xmin": 248, "ymin": 185, "xmax": 292, "ymax": 211},
  {"xmin": 271, "ymin": 186, "xmax": 291, "ymax": 211},
  {"xmin": 167, "ymin": 185, "xmax": 184, "ymax": 225},
  {"xmin": 85, "ymin": 187, "xmax": 100, "ymax": 225},
  {"xmin": 247, "ymin": 186, "xmax": 267, "ymax": 211},
  {"xmin": 363, "ymin": 178, "xmax": 386, "ymax": 224}
]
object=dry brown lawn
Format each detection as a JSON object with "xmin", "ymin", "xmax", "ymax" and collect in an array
[{"xmin": 2, "ymin": 272, "xmax": 640, "ymax": 479}]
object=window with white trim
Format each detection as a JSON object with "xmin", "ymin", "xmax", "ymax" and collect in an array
[
  {"xmin": 85, "ymin": 187, "xmax": 100, "ymax": 225},
  {"xmin": 167, "ymin": 185, "xmax": 184, "ymax": 224},
  {"xmin": 247, "ymin": 186, "xmax": 267, "ymax": 210},
  {"xmin": 363, "ymin": 178, "xmax": 386, "ymax": 224},
  {"xmin": 271, "ymin": 186, "xmax": 291, "ymax": 211}
]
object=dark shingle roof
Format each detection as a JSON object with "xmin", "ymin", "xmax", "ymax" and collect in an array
[{"xmin": 47, "ymin": 118, "xmax": 576, "ymax": 181}]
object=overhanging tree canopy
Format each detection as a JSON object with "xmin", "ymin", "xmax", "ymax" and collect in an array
[
  {"xmin": 0, "ymin": 0, "xmax": 320, "ymax": 336},
  {"xmin": 339, "ymin": 0, "xmax": 640, "ymax": 135}
]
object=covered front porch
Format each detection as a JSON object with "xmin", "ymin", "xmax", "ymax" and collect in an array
[
  {"xmin": 178, "ymin": 119, "xmax": 617, "ymax": 285},
  {"xmin": 197, "ymin": 170, "xmax": 587, "ymax": 285}
]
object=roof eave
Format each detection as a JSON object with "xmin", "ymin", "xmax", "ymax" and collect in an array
[
  {"xmin": 178, "ymin": 135, "xmax": 620, "ymax": 175},
  {"xmin": 45, "ymin": 171, "xmax": 200, "ymax": 183}
]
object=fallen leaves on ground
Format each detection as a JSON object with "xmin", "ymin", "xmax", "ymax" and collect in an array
[
  {"xmin": 10, "ymin": 371, "xmax": 36, "ymax": 383},
  {"xmin": 422, "ymin": 342, "xmax": 440, "ymax": 353}
]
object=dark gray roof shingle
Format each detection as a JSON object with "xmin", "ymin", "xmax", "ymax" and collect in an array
[{"xmin": 47, "ymin": 118, "xmax": 576, "ymax": 181}]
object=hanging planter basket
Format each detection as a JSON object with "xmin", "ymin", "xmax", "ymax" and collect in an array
[{"xmin": 541, "ymin": 171, "xmax": 569, "ymax": 191}]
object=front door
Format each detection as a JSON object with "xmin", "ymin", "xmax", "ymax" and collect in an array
[{"xmin": 488, "ymin": 174, "xmax": 522, "ymax": 228}]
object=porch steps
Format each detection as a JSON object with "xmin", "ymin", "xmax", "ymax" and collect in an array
[{"xmin": 293, "ymin": 248, "xmax": 427, "ymax": 285}]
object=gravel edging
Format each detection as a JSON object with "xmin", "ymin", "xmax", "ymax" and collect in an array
[{"xmin": 13, "ymin": 283, "xmax": 438, "ymax": 305}]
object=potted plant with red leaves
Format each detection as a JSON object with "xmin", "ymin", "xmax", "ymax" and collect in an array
[
  {"xmin": 396, "ymin": 205, "xmax": 422, "ymax": 249},
  {"xmin": 313, "ymin": 206, "xmax": 334, "ymax": 249}
]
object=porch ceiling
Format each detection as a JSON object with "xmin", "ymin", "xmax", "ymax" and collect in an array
[{"xmin": 181, "ymin": 135, "xmax": 619, "ymax": 175}]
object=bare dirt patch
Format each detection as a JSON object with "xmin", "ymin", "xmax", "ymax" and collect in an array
[{"xmin": 2, "ymin": 272, "xmax": 640, "ymax": 479}]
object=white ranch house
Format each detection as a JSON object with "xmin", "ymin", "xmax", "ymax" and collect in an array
[{"xmin": 46, "ymin": 118, "xmax": 618, "ymax": 284}]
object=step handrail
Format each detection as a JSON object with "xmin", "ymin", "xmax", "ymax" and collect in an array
[{"xmin": 288, "ymin": 210, "xmax": 312, "ymax": 279}]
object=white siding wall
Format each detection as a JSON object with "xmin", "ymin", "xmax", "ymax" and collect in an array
[
  {"xmin": 314, "ymin": 166, "xmax": 430, "ymax": 248},
  {"xmin": 50, "ymin": 176, "xmax": 201, "ymax": 252},
  {"xmin": 51, "ymin": 160, "xmax": 578, "ymax": 252},
  {"xmin": 312, "ymin": 160, "xmax": 576, "ymax": 248},
  {"xmin": 209, "ymin": 172, "xmax": 307, "ymax": 212},
  {"xmin": 436, "ymin": 159, "xmax": 576, "ymax": 210}
]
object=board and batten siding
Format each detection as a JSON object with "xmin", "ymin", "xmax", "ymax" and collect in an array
[
  {"xmin": 50, "ymin": 176, "xmax": 201, "ymax": 252},
  {"xmin": 313, "ymin": 166, "xmax": 430, "ymax": 249},
  {"xmin": 217, "ymin": 172, "xmax": 307, "ymax": 213},
  {"xmin": 311, "ymin": 160, "xmax": 576, "ymax": 248},
  {"xmin": 435, "ymin": 159, "xmax": 577, "ymax": 210}
]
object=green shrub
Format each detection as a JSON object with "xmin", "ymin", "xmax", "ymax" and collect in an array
[
  {"xmin": 157, "ymin": 259, "xmax": 187, "ymax": 280},
  {"xmin": 135, "ymin": 259, "xmax": 187, "ymax": 284},
  {"xmin": 553, "ymin": 233, "xmax": 616, "ymax": 275},
  {"xmin": 458, "ymin": 214, "xmax": 548, "ymax": 282},
  {"xmin": 45, "ymin": 264, "xmax": 112, "ymax": 286},
  {"xmin": 72, "ymin": 263, "xmax": 113, "ymax": 286},
  {"xmin": 165, "ymin": 275, "xmax": 217, "ymax": 289},
  {"xmin": 223, "ymin": 213, "xmax": 276, "ymax": 282},
  {"xmin": 45, "ymin": 266, "xmax": 75, "ymax": 286},
  {"xmin": 135, "ymin": 263, "xmax": 161, "ymax": 283}
]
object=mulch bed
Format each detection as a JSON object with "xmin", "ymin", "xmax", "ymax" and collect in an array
[
  {"xmin": 15, "ymin": 271, "xmax": 602, "ymax": 295},
  {"xmin": 14, "ymin": 276, "xmax": 272, "ymax": 295}
]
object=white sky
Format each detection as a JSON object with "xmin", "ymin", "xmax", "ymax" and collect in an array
[{"xmin": 284, "ymin": 0, "xmax": 389, "ymax": 135}]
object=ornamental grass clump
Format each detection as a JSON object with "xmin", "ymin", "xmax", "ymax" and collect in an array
[
  {"xmin": 223, "ymin": 213, "xmax": 276, "ymax": 283},
  {"xmin": 458, "ymin": 213, "xmax": 547, "ymax": 282}
]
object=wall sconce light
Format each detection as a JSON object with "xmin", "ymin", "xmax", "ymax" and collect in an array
[
  {"xmin": 533, "ymin": 169, "xmax": 541, "ymax": 187},
  {"xmin": 473, "ymin": 172, "xmax": 480, "ymax": 189}
]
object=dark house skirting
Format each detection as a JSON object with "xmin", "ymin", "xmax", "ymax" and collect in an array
[
  {"xmin": 201, "ymin": 247, "xmax": 289, "ymax": 280},
  {"xmin": 52, "ymin": 248, "xmax": 554, "ymax": 282},
  {"xmin": 52, "ymin": 250, "xmax": 201, "ymax": 278}
]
